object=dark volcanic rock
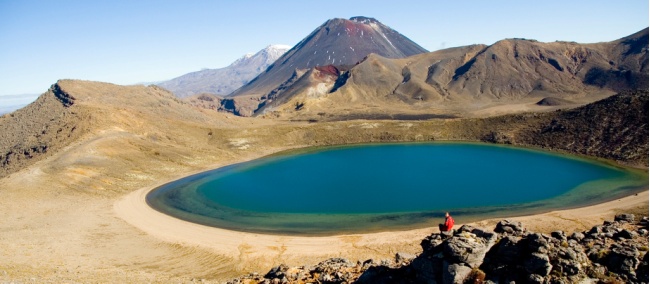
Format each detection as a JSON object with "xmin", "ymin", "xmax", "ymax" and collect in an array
[
  {"xmin": 441, "ymin": 229, "xmax": 497, "ymax": 268},
  {"xmin": 536, "ymin": 97, "xmax": 575, "ymax": 106},
  {"xmin": 526, "ymin": 233, "xmax": 551, "ymax": 253},
  {"xmin": 395, "ymin": 252, "xmax": 416, "ymax": 264},
  {"xmin": 494, "ymin": 219, "xmax": 525, "ymax": 236},
  {"xmin": 551, "ymin": 230, "xmax": 568, "ymax": 241},
  {"xmin": 606, "ymin": 244, "xmax": 640, "ymax": 276},
  {"xmin": 616, "ymin": 213, "xmax": 636, "ymax": 223},
  {"xmin": 517, "ymin": 90, "xmax": 649, "ymax": 167},
  {"xmin": 637, "ymin": 252, "xmax": 649, "ymax": 282},
  {"xmin": 264, "ymin": 264, "xmax": 289, "ymax": 279},
  {"xmin": 230, "ymin": 214, "xmax": 649, "ymax": 284},
  {"xmin": 442, "ymin": 262, "xmax": 472, "ymax": 284},
  {"xmin": 421, "ymin": 233, "xmax": 446, "ymax": 252},
  {"xmin": 524, "ymin": 252, "xmax": 553, "ymax": 276},
  {"xmin": 570, "ymin": 232, "xmax": 585, "ymax": 242},
  {"xmin": 615, "ymin": 229, "xmax": 638, "ymax": 239},
  {"xmin": 493, "ymin": 236, "xmax": 524, "ymax": 263}
]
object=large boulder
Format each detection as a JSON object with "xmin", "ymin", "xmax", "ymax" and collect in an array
[
  {"xmin": 441, "ymin": 230, "xmax": 497, "ymax": 268},
  {"xmin": 524, "ymin": 252, "xmax": 553, "ymax": 276},
  {"xmin": 526, "ymin": 233, "xmax": 551, "ymax": 253},
  {"xmin": 479, "ymin": 235, "xmax": 525, "ymax": 281},
  {"xmin": 614, "ymin": 229, "xmax": 638, "ymax": 239},
  {"xmin": 489, "ymin": 236, "xmax": 523, "ymax": 264},
  {"xmin": 570, "ymin": 232, "xmax": 585, "ymax": 242},
  {"xmin": 409, "ymin": 253, "xmax": 443, "ymax": 284},
  {"xmin": 615, "ymin": 213, "xmax": 635, "ymax": 223},
  {"xmin": 494, "ymin": 220, "xmax": 525, "ymax": 236},
  {"xmin": 641, "ymin": 216, "xmax": 649, "ymax": 229},
  {"xmin": 421, "ymin": 233, "xmax": 446, "ymax": 251},
  {"xmin": 395, "ymin": 252, "xmax": 416, "ymax": 264},
  {"xmin": 606, "ymin": 244, "xmax": 640, "ymax": 277},
  {"xmin": 551, "ymin": 246, "xmax": 589, "ymax": 277},
  {"xmin": 442, "ymin": 262, "xmax": 473, "ymax": 284},
  {"xmin": 551, "ymin": 230, "xmax": 567, "ymax": 241},
  {"xmin": 264, "ymin": 264, "xmax": 289, "ymax": 279},
  {"xmin": 636, "ymin": 252, "xmax": 649, "ymax": 282}
]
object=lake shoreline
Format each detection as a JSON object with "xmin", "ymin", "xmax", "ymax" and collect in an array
[
  {"xmin": 114, "ymin": 140, "xmax": 649, "ymax": 278},
  {"xmin": 143, "ymin": 142, "xmax": 648, "ymax": 236}
]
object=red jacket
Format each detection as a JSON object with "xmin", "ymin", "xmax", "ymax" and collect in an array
[{"xmin": 442, "ymin": 216, "xmax": 455, "ymax": 231}]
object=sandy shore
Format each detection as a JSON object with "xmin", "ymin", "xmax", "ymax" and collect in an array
[
  {"xmin": 2, "ymin": 80, "xmax": 648, "ymax": 283},
  {"xmin": 115, "ymin": 177, "xmax": 649, "ymax": 277},
  {"xmin": 0, "ymin": 121, "xmax": 647, "ymax": 283},
  {"xmin": 1, "ymin": 158, "xmax": 647, "ymax": 283},
  {"xmin": 1, "ymin": 134, "xmax": 647, "ymax": 283}
]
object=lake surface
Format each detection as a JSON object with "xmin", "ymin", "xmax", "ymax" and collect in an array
[{"xmin": 147, "ymin": 142, "xmax": 647, "ymax": 235}]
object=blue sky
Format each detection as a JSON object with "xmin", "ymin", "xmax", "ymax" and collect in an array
[{"xmin": 0, "ymin": 0, "xmax": 648, "ymax": 98}]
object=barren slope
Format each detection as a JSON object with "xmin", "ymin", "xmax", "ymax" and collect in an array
[
  {"xmin": 0, "ymin": 80, "xmax": 244, "ymax": 179},
  {"xmin": 258, "ymin": 28, "xmax": 648, "ymax": 121},
  {"xmin": 0, "ymin": 77, "xmax": 646, "ymax": 283}
]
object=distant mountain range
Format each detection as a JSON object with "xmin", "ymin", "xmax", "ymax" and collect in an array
[
  {"xmin": 161, "ymin": 17, "xmax": 648, "ymax": 120},
  {"xmin": 0, "ymin": 94, "xmax": 40, "ymax": 115},
  {"xmin": 214, "ymin": 17, "xmax": 647, "ymax": 118},
  {"xmin": 314, "ymin": 28, "xmax": 649, "ymax": 109},
  {"xmin": 157, "ymin": 44, "xmax": 290, "ymax": 98}
]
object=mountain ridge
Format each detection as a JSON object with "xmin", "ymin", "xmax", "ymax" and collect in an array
[
  {"xmin": 252, "ymin": 27, "xmax": 648, "ymax": 120},
  {"xmin": 157, "ymin": 44, "xmax": 290, "ymax": 97}
]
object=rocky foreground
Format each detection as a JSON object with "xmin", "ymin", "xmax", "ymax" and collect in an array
[{"xmin": 229, "ymin": 214, "xmax": 649, "ymax": 284}]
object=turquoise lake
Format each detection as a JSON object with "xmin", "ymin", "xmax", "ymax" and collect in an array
[{"xmin": 146, "ymin": 142, "xmax": 648, "ymax": 235}]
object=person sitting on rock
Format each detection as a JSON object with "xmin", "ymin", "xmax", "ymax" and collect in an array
[{"xmin": 439, "ymin": 212, "xmax": 455, "ymax": 232}]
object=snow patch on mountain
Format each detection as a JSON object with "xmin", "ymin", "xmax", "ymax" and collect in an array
[{"xmin": 157, "ymin": 45, "xmax": 290, "ymax": 98}]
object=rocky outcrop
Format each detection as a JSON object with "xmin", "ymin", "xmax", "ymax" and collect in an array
[
  {"xmin": 182, "ymin": 93, "xmax": 224, "ymax": 111},
  {"xmin": 513, "ymin": 89, "xmax": 649, "ymax": 167},
  {"xmin": 535, "ymin": 97, "xmax": 574, "ymax": 106},
  {"xmin": 229, "ymin": 214, "xmax": 649, "ymax": 283},
  {"xmin": 0, "ymin": 80, "xmax": 221, "ymax": 179},
  {"xmin": 0, "ymin": 82, "xmax": 91, "ymax": 177}
]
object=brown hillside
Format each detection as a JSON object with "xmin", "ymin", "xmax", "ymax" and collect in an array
[
  {"xmin": 517, "ymin": 90, "xmax": 649, "ymax": 166},
  {"xmin": 255, "ymin": 29, "xmax": 648, "ymax": 121},
  {"xmin": 0, "ymin": 83, "xmax": 92, "ymax": 177},
  {"xmin": 0, "ymin": 80, "xmax": 243, "ymax": 179},
  {"xmin": 182, "ymin": 93, "xmax": 225, "ymax": 111},
  {"xmin": 0, "ymin": 77, "xmax": 646, "ymax": 282}
]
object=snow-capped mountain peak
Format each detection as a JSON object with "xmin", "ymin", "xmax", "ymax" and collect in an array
[
  {"xmin": 264, "ymin": 44, "xmax": 292, "ymax": 54},
  {"xmin": 231, "ymin": 45, "xmax": 290, "ymax": 68},
  {"xmin": 157, "ymin": 44, "xmax": 290, "ymax": 98}
]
